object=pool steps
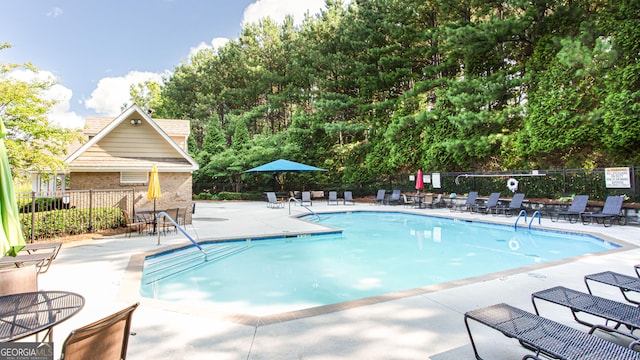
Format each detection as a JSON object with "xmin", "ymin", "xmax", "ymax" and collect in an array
[
  {"xmin": 143, "ymin": 243, "xmax": 250, "ymax": 284},
  {"xmin": 143, "ymin": 233, "xmax": 344, "ymax": 284}
]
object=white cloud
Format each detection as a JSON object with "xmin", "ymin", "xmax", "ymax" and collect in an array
[
  {"xmin": 188, "ymin": 37, "xmax": 230, "ymax": 58},
  {"xmin": 186, "ymin": 1, "xmax": 332, "ymax": 61},
  {"xmin": 47, "ymin": 7, "xmax": 63, "ymax": 17},
  {"xmin": 7, "ymin": 69, "xmax": 84, "ymax": 129},
  {"xmin": 242, "ymin": 0, "xmax": 325, "ymax": 26},
  {"xmin": 84, "ymin": 71, "xmax": 167, "ymax": 116}
]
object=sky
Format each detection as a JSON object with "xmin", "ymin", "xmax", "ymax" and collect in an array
[{"xmin": 0, "ymin": 0, "xmax": 327, "ymax": 128}]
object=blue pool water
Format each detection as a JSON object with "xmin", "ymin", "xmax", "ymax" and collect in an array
[{"xmin": 140, "ymin": 212, "xmax": 618, "ymax": 316}]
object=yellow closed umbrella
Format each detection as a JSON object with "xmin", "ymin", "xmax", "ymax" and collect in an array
[
  {"xmin": 147, "ymin": 165, "xmax": 162, "ymax": 234},
  {"xmin": 0, "ymin": 120, "xmax": 26, "ymax": 258},
  {"xmin": 147, "ymin": 165, "xmax": 162, "ymax": 201}
]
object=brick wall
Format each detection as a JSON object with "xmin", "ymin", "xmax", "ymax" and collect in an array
[{"xmin": 70, "ymin": 172, "xmax": 193, "ymax": 224}]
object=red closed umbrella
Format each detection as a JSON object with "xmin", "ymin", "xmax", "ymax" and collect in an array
[{"xmin": 415, "ymin": 169, "xmax": 424, "ymax": 193}]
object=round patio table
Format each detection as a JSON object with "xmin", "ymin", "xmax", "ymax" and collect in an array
[{"xmin": 0, "ymin": 290, "xmax": 85, "ymax": 342}]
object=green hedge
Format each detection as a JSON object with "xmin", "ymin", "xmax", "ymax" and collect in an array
[
  {"xmin": 193, "ymin": 191, "xmax": 263, "ymax": 201},
  {"xmin": 19, "ymin": 207, "xmax": 122, "ymax": 240}
]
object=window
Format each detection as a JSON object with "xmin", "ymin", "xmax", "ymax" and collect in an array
[{"xmin": 120, "ymin": 172, "xmax": 148, "ymax": 184}]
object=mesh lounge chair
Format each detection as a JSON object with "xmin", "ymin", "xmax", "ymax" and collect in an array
[
  {"xmin": 343, "ymin": 191, "xmax": 355, "ymax": 205},
  {"xmin": 266, "ymin": 192, "xmax": 284, "ymax": 208},
  {"xmin": 328, "ymin": 191, "xmax": 339, "ymax": 205},
  {"xmin": 581, "ymin": 195, "xmax": 625, "ymax": 227},
  {"xmin": 470, "ymin": 192, "xmax": 500, "ymax": 214},
  {"xmin": 584, "ymin": 271, "xmax": 640, "ymax": 306},
  {"xmin": 301, "ymin": 191, "xmax": 313, "ymax": 206},
  {"xmin": 373, "ymin": 189, "xmax": 386, "ymax": 205},
  {"xmin": 387, "ymin": 189, "xmax": 401, "ymax": 205},
  {"xmin": 491, "ymin": 193, "xmax": 525, "ymax": 216},
  {"xmin": 551, "ymin": 195, "xmax": 589, "ymax": 223},
  {"xmin": 451, "ymin": 191, "xmax": 478, "ymax": 212},
  {"xmin": 464, "ymin": 303, "xmax": 640, "ymax": 360},
  {"xmin": 60, "ymin": 303, "xmax": 139, "ymax": 360},
  {"xmin": 532, "ymin": 285, "xmax": 640, "ymax": 343}
]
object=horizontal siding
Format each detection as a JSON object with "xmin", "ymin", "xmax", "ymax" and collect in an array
[{"xmin": 81, "ymin": 123, "xmax": 181, "ymax": 159}]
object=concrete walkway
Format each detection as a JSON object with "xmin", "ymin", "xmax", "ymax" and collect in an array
[{"xmin": 38, "ymin": 200, "xmax": 640, "ymax": 359}]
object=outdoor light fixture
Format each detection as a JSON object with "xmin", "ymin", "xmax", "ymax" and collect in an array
[{"xmin": 130, "ymin": 119, "xmax": 142, "ymax": 125}]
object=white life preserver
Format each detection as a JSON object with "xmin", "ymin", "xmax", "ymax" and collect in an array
[
  {"xmin": 507, "ymin": 178, "xmax": 519, "ymax": 192},
  {"xmin": 509, "ymin": 239, "xmax": 520, "ymax": 251}
]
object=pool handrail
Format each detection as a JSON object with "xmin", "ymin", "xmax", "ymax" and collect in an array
[
  {"xmin": 156, "ymin": 211, "xmax": 208, "ymax": 260},
  {"xmin": 514, "ymin": 210, "xmax": 527, "ymax": 230},
  {"xmin": 288, "ymin": 197, "xmax": 321, "ymax": 221},
  {"xmin": 529, "ymin": 211, "xmax": 541, "ymax": 229}
]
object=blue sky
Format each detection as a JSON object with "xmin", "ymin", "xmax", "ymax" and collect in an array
[{"xmin": 0, "ymin": 0, "xmax": 326, "ymax": 128}]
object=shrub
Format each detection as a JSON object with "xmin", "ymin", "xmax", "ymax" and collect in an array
[{"xmin": 19, "ymin": 207, "xmax": 122, "ymax": 240}]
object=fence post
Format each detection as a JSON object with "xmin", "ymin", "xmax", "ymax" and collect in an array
[
  {"xmin": 30, "ymin": 191, "xmax": 36, "ymax": 243},
  {"xmin": 88, "ymin": 189, "xmax": 93, "ymax": 231}
]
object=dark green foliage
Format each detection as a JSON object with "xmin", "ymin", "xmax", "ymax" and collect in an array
[{"xmin": 153, "ymin": 0, "xmax": 640, "ymax": 195}]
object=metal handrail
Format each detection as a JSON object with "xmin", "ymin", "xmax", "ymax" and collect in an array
[
  {"xmin": 529, "ymin": 211, "xmax": 541, "ymax": 229},
  {"xmin": 288, "ymin": 197, "xmax": 320, "ymax": 221},
  {"xmin": 156, "ymin": 211, "xmax": 208, "ymax": 260},
  {"xmin": 514, "ymin": 210, "xmax": 528, "ymax": 230}
]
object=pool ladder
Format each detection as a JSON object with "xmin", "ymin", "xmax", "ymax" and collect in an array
[{"xmin": 514, "ymin": 210, "xmax": 542, "ymax": 230}]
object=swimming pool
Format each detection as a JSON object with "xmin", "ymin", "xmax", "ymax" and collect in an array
[{"xmin": 140, "ymin": 211, "xmax": 618, "ymax": 317}]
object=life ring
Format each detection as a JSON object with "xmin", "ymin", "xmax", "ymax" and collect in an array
[
  {"xmin": 507, "ymin": 178, "xmax": 519, "ymax": 192},
  {"xmin": 509, "ymin": 239, "xmax": 520, "ymax": 251}
]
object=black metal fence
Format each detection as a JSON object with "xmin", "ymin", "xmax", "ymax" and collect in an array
[
  {"xmin": 199, "ymin": 166, "xmax": 639, "ymax": 203},
  {"xmin": 16, "ymin": 189, "xmax": 135, "ymax": 241}
]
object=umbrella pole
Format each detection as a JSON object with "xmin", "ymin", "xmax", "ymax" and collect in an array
[{"xmin": 153, "ymin": 199, "xmax": 157, "ymax": 236}]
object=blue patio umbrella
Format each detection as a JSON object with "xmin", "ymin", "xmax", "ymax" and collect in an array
[
  {"xmin": 0, "ymin": 120, "xmax": 26, "ymax": 258},
  {"xmin": 244, "ymin": 159, "xmax": 327, "ymax": 191},
  {"xmin": 243, "ymin": 159, "xmax": 327, "ymax": 173}
]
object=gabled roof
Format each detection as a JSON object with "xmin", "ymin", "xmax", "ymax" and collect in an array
[
  {"xmin": 65, "ymin": 104, "xmax": 199, "ymax": 172},
  {"xmin": 84, "ymin": 116, "xmax": 191, "ymax": 137}
]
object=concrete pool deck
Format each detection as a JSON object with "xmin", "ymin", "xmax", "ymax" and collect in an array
[{"xmin": 38, "ymin": 200, "xmax": 640, "ymax": 359}]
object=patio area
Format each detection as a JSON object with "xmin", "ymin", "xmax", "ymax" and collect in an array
[{"xmin": 38, "ymin": 200, "xmax": 640, "ymax": 359}]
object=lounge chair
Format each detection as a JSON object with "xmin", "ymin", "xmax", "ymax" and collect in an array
[
  {"xmin": 328, "ymin": 191, "xmax": 339, "ymax": 205},
  {"xmin": 372, "ymin": 189, "xmax": 386, "ymax": 205},
  {"xmin": 581, "ymin": 195, "xmax": 625, "ymax": 227},
  {"xmin": 451, "ymin": 191, "xmax": 478, "ymax": 212},
  {"xmin": 301, "ymin": 191, "xmax": 312, "ymax": 206},
  {"xmin": 551, "ymin": 195, "xmax": 589, "ymax": 223},
  {"xmin": 60, "ymin": 303, "xmax": 139, "ymax": 360},
  {"xmin": 0, "ymin": 250, "xmax": 59, "ymax": 274},
  {"xmin": 470, "ymin": 192, "xmax": 500, "ymax": 214},
  {"xmin": 343, "ymin": 191, "xmax": 355, "ymax": 205},
  {"xmin": 584, "ymin": 270, "xmax": 640, "ymax": 306},
  {"xmin": 464, "ymin": 303, "xmax": 640, "ymax": 360},
  {"xmin": 22, "ymin": 241, "xmax": 62, "ymax": 255},
  {"xmin": 491, "ymin": 193, "xmax": 525, "ymax": 216},
  {"xmin": 387, "ymin": 189, "xmax": 401, "ymax": 205},
  {"xmin": 532, "ymin": 285, "xmax": 640, "ymax": 342},
  {"xmin": 266, "ymin": 192, "xmax": 285, "ymax": 208}
]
